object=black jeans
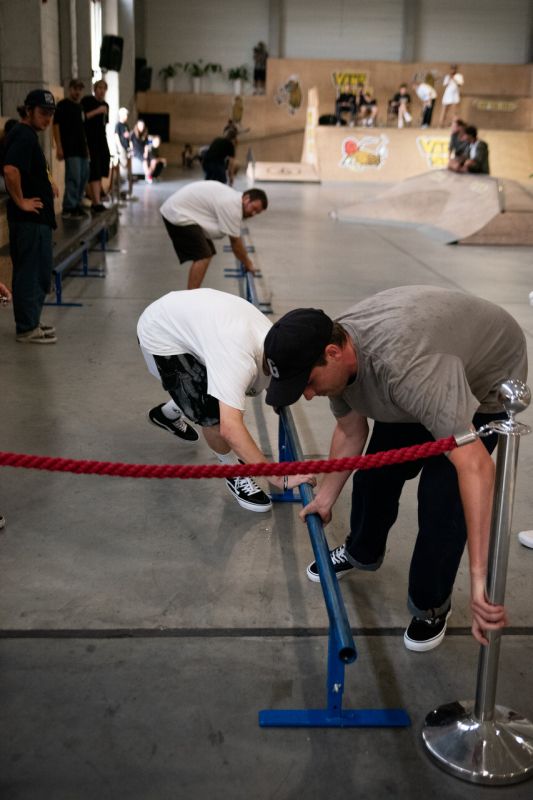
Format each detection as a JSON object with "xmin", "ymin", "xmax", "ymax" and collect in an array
[
  {"xmin": 345, "ymin": 413, "xmax": 505, "ymax": 617},
  {"xmin": 9, "ymin": 221, "xmax": 53, "ymax": 334}
]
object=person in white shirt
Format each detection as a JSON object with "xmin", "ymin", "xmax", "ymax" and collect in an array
[
  {"xmin": 137, "ymin": 288, "xmax": 314, "ymax": 512},
  {"xmin": 413, "ymin": 80, "xmax": 437, "ymax": 128},
  {"xmin": 439, "ymin": 65, "xmax": 464, "ymax": 127},
  {"xmin": 159, "ymin": 181, "xmax": 268, "ymax": 289}
]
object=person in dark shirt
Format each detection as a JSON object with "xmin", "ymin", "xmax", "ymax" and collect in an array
[
  {"xmin": 448, "ymin": 125, "xmax": 490, "ymax": 175},
  {"xmin": 202, "ymin": 130, "xmax": 237, "ymax": 184},
  {"xmin": 335, "ymin": 83, "xmax": 357, "ymax": 126},
  {"xmin": 130, "ymin": 119, "xmax": 150, "ymax": 179},
  {"xmin": 145, "ymin": 135, "xmax": 167, "ymax": 183},
  {"xmin": 53, "ymin": 78, "xmax": 90, "ymax": 219},
  {"xmin": 447, "ymin": 117, "xmax": 468, "ymax": 160},
  {"xmin": 81, "ymin": 79, "xmax": 110, "ymax": 212},
  {"xmin": 389, "ymin": 84, "xmax": 412, "ymax": 128},
  {"xmin": 3, "ymin": 89, "xmax": 59, "ymax": 344}
]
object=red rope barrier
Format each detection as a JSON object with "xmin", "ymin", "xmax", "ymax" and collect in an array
[{"xmin": 0, "ymin": 437, "xmax": 457, "ymax": 479}]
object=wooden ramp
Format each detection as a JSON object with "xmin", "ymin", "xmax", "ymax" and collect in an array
[{"xmin": 334, "ymin": 170, "xmax": 533, "ymax": 246}]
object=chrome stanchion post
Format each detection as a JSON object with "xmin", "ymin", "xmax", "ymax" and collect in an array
[{"xmin": 422, "ymin": 380, "xmax": 533, "ymax": 785}]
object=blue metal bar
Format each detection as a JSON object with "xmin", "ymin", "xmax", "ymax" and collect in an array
[{"xmin": 280, "ymin": 407, "xmax": 356, "ymax": 664}]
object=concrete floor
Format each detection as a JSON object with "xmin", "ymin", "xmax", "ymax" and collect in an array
[{"xmin": 1, "ymin": 168, "xmax": 533, "ymax": 799}]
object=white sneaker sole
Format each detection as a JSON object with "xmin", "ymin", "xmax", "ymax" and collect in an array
[
  {"xmin": 404, "ymin": 609, "xmax": 452, "ymax": 653},
  {"xmin": 225, "ymin": 482, "xmax": 272, "ymax": 513},
  {"xmin": 306, "ymin": 563, "xmax": 351, "ymax": 583},
  {"xmin": 518, "ymin": 530, "xmax": 533, "ymax": 549}
]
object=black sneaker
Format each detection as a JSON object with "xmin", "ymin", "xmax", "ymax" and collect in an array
[
  {"xmin": 148, "ymin": 404, "xmax": 199, "ymax": 442},
  {"xmin": 306, "ymin": 544, "xmax": 354, "ymax": 583},
  {"xmin": 404, "ymin": 605, "xmax": 452, "ymax": 652},
  {"xmin": 225, "ymin": 476, "xmax": 272, "ymax": 512}
]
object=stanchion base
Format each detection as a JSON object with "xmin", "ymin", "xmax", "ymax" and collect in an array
[
  {"xmin": 422, "ymin": 700, "xmax": 533, "ymax": 785},
  {"xmin": 259, "ymin": 708, "xmax": 410, "ymax": 728}
]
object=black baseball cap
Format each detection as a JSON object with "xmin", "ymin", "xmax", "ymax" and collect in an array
[
  {"xmin": 264, "ymin": 308, "xmax": 333, "ymax": 407},
  {"xmin": 24, "ymin": 89, "xmax": 56, "ymax": 111}
]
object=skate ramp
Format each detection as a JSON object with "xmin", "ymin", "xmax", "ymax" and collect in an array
[{"xmin": 334, "ymin": 170, "xmax": 533, "ymax": 245}]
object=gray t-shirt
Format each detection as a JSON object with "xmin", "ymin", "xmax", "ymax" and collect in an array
[{"xmin": 330, "ymin": 286, "xmax": 527, "ymax": 439}]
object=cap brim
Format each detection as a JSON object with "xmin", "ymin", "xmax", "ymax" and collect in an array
[{"xmin": 265, "ymin": 368, "xmax": 310, "ymax": 408}]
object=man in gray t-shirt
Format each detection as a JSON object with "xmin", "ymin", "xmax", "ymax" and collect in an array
[{"xmin": 264, "ymin": 286, "xmax": 527, "ymax": 653}]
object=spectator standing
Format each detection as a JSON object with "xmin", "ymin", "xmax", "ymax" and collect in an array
[
  {"xmin": 2, "ymin": 89, "xmax": 58, "ymax": 344},
  {"xmin": 81, "ymin": 79, "xmax": 110, "ymax": 213},
  {"xmin": 202, "ymin": 129, "xmax": 237, "ymax": 184},
  {"xmin": 159, "ymin": 181, "xmax": 267, "ymax": 289},
  {"xmin": 53, "ymin": 78, "xmax": 90, "ymax": 219},
  {"xmin": 413, "ymin": 80, "xmax": 437, "ymax": 128},
  {"xmin": 131, "ymin": 119, "xmax": 149, "ymax": 179},
  {"xmin": 114, "ymin": 106, "xmax": 133, "ymax": 199},
  {"xmin": 439, "ymin": 65, "xmax": 464, "ymax": 127},
  {"xmin": 253, "ymin": 42, "xmax": 268, "ymax": 94}
]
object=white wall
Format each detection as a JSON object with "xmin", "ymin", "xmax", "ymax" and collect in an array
[
  {"xmin": 141, "ymin": 0, "xmax": 533, "ymax": 93},
  {"xmin": 415, "ymin": 0, "xmax": 532, "ymax": 64},
  {"xmin": 143, "ymin": 0, "xmax": 270, "ymax": 93},
  {"xmin": 282, "ymin": 0, "xmax": 405, "ymax": 60}
]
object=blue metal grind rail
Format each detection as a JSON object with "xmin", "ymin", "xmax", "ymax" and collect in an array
[
  {"xmin": 235, "ymin": 267, "xmax": 410, "ymax": 728},
  {"xmin": 258, "ymin": 407, "xmax": 410, "ymax": 728}
]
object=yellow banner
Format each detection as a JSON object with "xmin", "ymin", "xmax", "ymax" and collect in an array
[{"xmin": 332, "ymin": 72, "xmax": 367, "ymax": 93}]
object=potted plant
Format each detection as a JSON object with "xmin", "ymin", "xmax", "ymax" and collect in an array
[
  {"xmin": 228, "ymin": 65, "xmax": 249, "ymax": 95},
  {"xmin": 183, "ymin": 60, "xmax": 222, "ymax": 93},
  {"xmin": 158, "ymin": 63, "xmax": 181, "ymax": 92}
]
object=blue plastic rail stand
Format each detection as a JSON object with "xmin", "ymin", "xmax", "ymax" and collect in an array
[
  {"xmin": 258, "ymin": 408, "xmax": 411, "ymax": 729},
  {"xmin": 271, "ymin": 412, "xmax": 299, "ymax": 504}
]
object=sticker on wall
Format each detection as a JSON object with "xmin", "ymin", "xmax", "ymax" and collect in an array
[
  {"xmin": 339, "ymin": 135, "xmax": 389, "ymax": 171},
  {"xmin": 416, "ymin": 136, "xmax": 450, "ymax": 169},
  {"xmin": 274, "ymin": 75, "xmax": 302, "ymax": 115},
  {"xmin": 332, "ymin": 72, "xmax": 368, "ymax": 93}
]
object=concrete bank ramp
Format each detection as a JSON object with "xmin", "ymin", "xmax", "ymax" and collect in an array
[{"xmin": 335, "ymin": 170, "xmax": 533, "ymax": 245}]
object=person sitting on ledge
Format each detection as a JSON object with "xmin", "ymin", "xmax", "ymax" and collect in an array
[
  {"xmin": 448, "ymin": 125, "xmax": 490, "ymax": 174},
  {"xmin": 358, "ymin": 88, "xmax": 378, "ymax": 127},
  {"xmin": 335, "ymin": 84, "xmax": 357, "ymax": 126}
]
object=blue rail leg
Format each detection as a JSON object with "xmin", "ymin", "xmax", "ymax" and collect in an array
[{"xmin": 271, "ymin": 415, "xmax": 299, "ymax": 504}]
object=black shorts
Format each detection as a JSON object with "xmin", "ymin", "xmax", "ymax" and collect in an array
[
  {"xmin": 162, "ymin": 217, "xmax": 216, "ymax": 263},
  {"xmin": 153, "ymin": 353, "xmax": 220, "ymax": 427}
]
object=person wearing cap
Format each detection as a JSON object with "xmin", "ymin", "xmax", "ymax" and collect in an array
[
  {"xmin": 159, "ymin": 181, "xmax": 268, "ymax": 289},
  {"xmin": 137, "ymin": 288, "xmax": 314, "ymax": 512},
  {"xmin": 263, "ymin": 286, "xmax": 527, "ymax": 652},
  {"xmin": 2, "ymin": 88, "xmax": 58, "ymax": 344},
  {"xmin": 81, "ymin": 80, "xmax": 110, "ymax": 213},
  {"xmin": 53, "ymin": 79, "xmax": 90, "ymax": 219}
]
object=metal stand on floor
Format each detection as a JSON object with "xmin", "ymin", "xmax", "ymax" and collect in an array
[
  {"xmin": 422, "ymin": 380, "xmax": 533, "ymax": 785},
  {"xmin": 259, "ymin": 407, "xmax": 410, "ymax": 729}
]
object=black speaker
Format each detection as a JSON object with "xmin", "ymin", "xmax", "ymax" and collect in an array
[
  {"xmin": 135, "ymin": 66, "xmax": 152, "ymax": 92},
  {"xmin": 99, "ymin": 35, "xmax": 124, "ymax": 72}
]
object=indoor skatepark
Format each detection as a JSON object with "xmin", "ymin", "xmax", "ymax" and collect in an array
[{"xmin": 1, "ymin": 2, "xmax": 533, "ymax": 799}]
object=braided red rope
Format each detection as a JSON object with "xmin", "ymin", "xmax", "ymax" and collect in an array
[{"xmin": 0, "ymin": 437, "xmax": 456, "ymax": 479}]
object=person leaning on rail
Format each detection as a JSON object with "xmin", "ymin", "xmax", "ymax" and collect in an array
[
  {"xmin": 159, "ymin": 181, "xmax": 268, "ymax": 290},
  {"xmin": 263, "ymin": 285, "xmax": 527, "ymax": 653},
  {"xmin": 137, "ymin": 288, "xmax": 315, "ymax": 513}
]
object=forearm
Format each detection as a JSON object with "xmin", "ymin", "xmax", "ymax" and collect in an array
[
  {"xmin": 314, "ymin": 416, "xmax": 368, "ymax": 508},
  {"xmin": 3, "ymin": 167, "xmax": 24, "ymax": 205},
  {"xmin": 229, "ymin": 236, "xmax": 252, "ymax": 269}
]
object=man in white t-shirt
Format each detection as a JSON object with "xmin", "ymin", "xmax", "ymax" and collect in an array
[
  {"xmin": 412, "ymin": 80, "xmax": 437, "ymax": 128},
  {"xmin": 137, "ymin": 288, "xmax": 314, "ymax": 512},
  {"xmin": 159, "ymin": 181, "xmax": 268, "ymax": 289}
]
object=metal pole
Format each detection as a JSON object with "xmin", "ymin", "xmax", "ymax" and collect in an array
[{"xmin": 422, "ymin": 380, "xmax": 533, "ymax": 785}]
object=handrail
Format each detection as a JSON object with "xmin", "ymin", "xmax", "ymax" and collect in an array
[{"xmin": 279, "ymin": 407, "xmax": 356, "ymax": 663}]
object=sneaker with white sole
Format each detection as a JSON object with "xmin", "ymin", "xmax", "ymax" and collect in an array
[
  {"xmin": 148, "ymin": 404, "xmax": 199, "ymax": 442},
  {"xmin": 16, "ymin": 327, "xmax": 57, "ymax": 344},
  {"xmin": 306, "ymin": 544, "xmax": 355, "ymax": 583},
  {"xmin": 40, "ymin": 324, "xmax": 56, "ymax": 336},
  {"xmin": 225, "ymin": 476, "xmax": 272, "ymax": 512},
  {"xmin": 404, "ymin": 605, "xmax": 452, "ymax": 652}
]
